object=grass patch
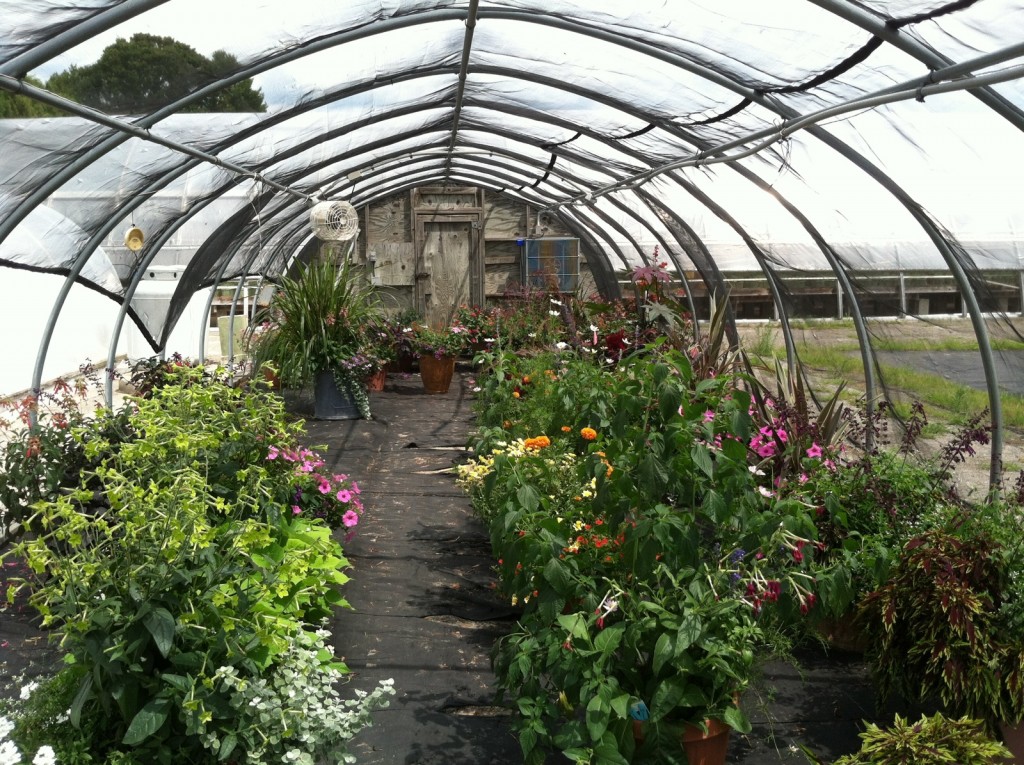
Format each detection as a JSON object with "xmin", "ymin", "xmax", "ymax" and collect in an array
[{"xmin": 793, "ymin": 343, "xmax": 1024, "ymax": 429}]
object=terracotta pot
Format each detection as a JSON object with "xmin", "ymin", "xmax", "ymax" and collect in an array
[
  {"xmin": 366, "ymin": 368, "xmax": 387, "ymax": 392},
  {"xmin": 419, "ymin": 354, "xmax": 456, "ymax": 394},
  {"xmin": 681, "ymin": 718, "xmax": 731, "ymax": 765},
  {"xmin": 260, "ymin": 365, "xmax": 281, "ymax": 391},
  {"xmin": 1000, "ymin": 719, "xmax": 1024, "ymax": 764},
  {"xmin": 632, "ymin": 716, "xmax": 731, "ymax": 764}
]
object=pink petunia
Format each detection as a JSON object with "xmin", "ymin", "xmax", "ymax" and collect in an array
[
  {"xmin": 292, "ymin": 505, "xmax": 302, "ymax": 515},
  {"xmin": 337, "ymin": 489, "xmax": 352, "ymax": 503},
  {"xmin": 757, "ymin": 442, "xmax": 776, "ymax": 458},
  {"xmin": 351, "ymin": 482, "xmax": 361, "ymax": 495},
  {"xmin": 342, "ymin": 510, "xmax": 359, "ymax": 528},
  {"xmin": 799, "ymin": 473, "xmax": 809, "ymax": 484},
  {"xmin": 318, "ymin": 480, "xmax": 331, "ymax": 494},
  {"xmin": 805, "ymin": 443, "xmax": 823, "ymax": 459},
  {"xmin": 703, "ymin": 410, "xmax": 715, "ymax": 422},
  {"xmin": 267, "ymin": 446, "xmax": 280, "ymax": 460}
]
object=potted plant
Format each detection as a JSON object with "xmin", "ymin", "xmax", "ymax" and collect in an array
[
  {"xmin": 859, "ymin": 518, "xmax": 1024, "ymax": 759},
  {"xmin": 250, "ymin": 257, "xmax": 382, "ymax": 419},
  {"xmin": 824, "ymin": 712, "xmax": 1011, "ymax": 765},
  {"xmin": 408, "ymin": 324, "xmax": 469, "ymax": 394}
]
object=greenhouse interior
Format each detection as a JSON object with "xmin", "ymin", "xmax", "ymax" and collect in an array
[{"xmin": 2, "ymin": 1, "xmax": 1024, "ymax": 763}]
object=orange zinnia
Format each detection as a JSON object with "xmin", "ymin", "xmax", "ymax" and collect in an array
[
  {"xmin": 524, "ymin": 435, "xmax": 551, "ymax": 450},
  {"xmin": 561, "ymin": 425, "xmax": 571, "ymax": 432},
  {"xmin": 580, "ymin": 427, "xmax": 597, "ymax": 441}
]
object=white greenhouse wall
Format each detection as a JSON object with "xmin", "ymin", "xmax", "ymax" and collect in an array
[{"xmin": 0, "ymin": 267, "xmax": 213, "ymax": 399}]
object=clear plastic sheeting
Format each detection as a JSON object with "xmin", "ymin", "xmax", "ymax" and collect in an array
[{"xmin": 0, "ymin": 1, "xmax": 1021, "ymax": 462}]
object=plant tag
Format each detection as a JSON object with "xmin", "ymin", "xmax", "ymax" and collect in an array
[{"xmin": 629, "ymin": 701, "xmax": 650, "ymax": 721}]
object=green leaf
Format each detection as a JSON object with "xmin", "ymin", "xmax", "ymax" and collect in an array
[
  {"xmin": 218, "ymin": 732, "xmax": 238, "ymax": 761},
  {"xmin": 639, "ymin": 454, "xmax": 669, "ymax": 493},
  {"xmin": 543, "ymin": 557, "xmax": 574, "ymax": 596},
  {"xmin": 593, "ymin": 739, "xmax": 630, "ymax": 765},
  {"xmin": 722, "ymin": 705, "xmax": 752, "ymax": 734},
  {"xmin": 610, "ymin": 693, "xmax": 631, "ymax": 719},
  {"xmin": 519, "ymin": 726, "xmax": 538, "ymax": 759},
  {"xmin": 652, "ymin": 632, "xmax": 674, "ymax": 676},
  {"xmin": 690, "ymin": 444, "xmax": 714, "ymax": 479},
  {"xmin": 676, "ymin": 615, "xmax": 702, "ymax": 652},
  {"xmin": 70, "ymin": 674, "xmax": 94, "ymax": 728},
  {"xmin": 594, "ymin": 624, "xmax": 623, "ymax": 656},
  {"xmin": 586, "ymin": 695, "xmax": 610, "ymax": 741},
  {"xmin": 516, "ymin": 484, "xmax": 540, "ymax": 512},
  {"xmin": 122, "ymin": 697, "xmax": 171, "ymax": 745},
  {"xmin": 650, "ymin": 677, "xmax": 686, "ymax": 721},
  {"xmin": 160, "ymin": 673, "xmax": 191, "ymax": 693},
  {"xmin": 142, "ymin": 607, "xmax": 176, "ymax": 658}
]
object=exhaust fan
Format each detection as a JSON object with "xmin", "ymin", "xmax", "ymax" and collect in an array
[{"xmin": 309, "ymin": 200, "xmax": 359, "ymax": 242}]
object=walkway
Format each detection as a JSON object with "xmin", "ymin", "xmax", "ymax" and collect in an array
[{"xmin": 304, "ymin": 371, "xmax": 523, "ymax": 765}]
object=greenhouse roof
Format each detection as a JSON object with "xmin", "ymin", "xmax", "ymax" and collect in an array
[{"xmin": 2, "ymin": 1, "xmax": 1024, "ymax": 483}]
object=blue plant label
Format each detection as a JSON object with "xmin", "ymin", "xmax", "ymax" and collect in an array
[{"xmin": 629, "ymin": 701, "xmax": 650, "ymax": 721}]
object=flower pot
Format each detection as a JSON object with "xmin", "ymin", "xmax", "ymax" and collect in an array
[
  {"xmin": 681, "ymin": 718, "xmax": 731, "ymax": 765},
  {"xmin": 366, "ymin": 368, "xmax": 387, "ymax": 392},
  {"xmin": 314, "ymin": 371, "xmax": 361, "ymax": 420},
  {"xmin": 419, "ymin": 354, "xmax": 456, "ymax": 394},
  {"xmin": 1000, "ymin": 719, "xmax": 1024, "ymax": 764}
]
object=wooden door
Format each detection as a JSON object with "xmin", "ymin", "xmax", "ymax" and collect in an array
[{"xmin": 420, "ymin": 218, "xmax": 474, "ymax": 327}]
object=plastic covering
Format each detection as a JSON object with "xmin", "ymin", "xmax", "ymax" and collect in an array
[{"xmin": 1, "ymin": 1, "xmax": 1024, "ymax": 481}]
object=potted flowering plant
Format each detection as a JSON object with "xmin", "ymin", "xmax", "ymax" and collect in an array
[
  {"xmin": 250, "ymin": 257, "xmax": 383, "ymax": 419},
  {"xmin": 408, "ymin": 324, "xmax": 469, "ymax": 394}
]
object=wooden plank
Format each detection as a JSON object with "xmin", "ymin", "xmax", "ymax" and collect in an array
[
  {"xmin": 485, "ymin": 266, "xmax": 519, "ymax": 296},
  {"xmin": 413, "ymin": 186, "xmax": 480, "ymax": 212},
  {"xmin": 366, "ymin": 195, "xmax": 411, "ymax": 244},
  {"xmin": 371, "ymin": 242, "xmax": 416, "ymax": 287},
  {"xmin": 483, "ymin": 196, "xmax": 527, "ymax": 239}
]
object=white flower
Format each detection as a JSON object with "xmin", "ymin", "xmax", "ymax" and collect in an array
[
  {"xmin": 32, "ymin": 746, "xmax": 56, "ymax": 765},
  {"xmin": 548, "ymin": 310, "xmax": 559, "ymax": 316},
  {"xmin": 550, "ymin": 298, "xmax": 562, "ymax": 306},
  {"xmin": 589, "ymin": 324, "xmax": 598, "ymax": 332},
  {"xmin": 19, "ymin": 682, "xmax": 38, "ymax": 701},
  {"xmin": 0, "ymin": 716, "xmax": 14, "ymax": 740},
  {"xmin": 483, "ymin": 337, "xmax": 495, "ymax": 342},
  {"xmin": 757, "ymin": 486, "xmax": 773, "ymax": 498},
  {"xmin": 748, "ymin": 466, "xmax": 765, "ymax": 476},
  {"xmin": 528, "ymin": 332, "xmax": 537, "ymax": 338},
  {"xmin": 0, "ymin": 740, "xmax": 22, "ymax": 765},
  {"xmin": 555, "ymin": 341, "xmax": 567, "ymax": 350},
  {"xmin": 472, "ymin": 386, "xmax": 482, "ymax": 392}
]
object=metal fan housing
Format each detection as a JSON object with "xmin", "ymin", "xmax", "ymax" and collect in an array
[{"xmin": 309, "ymin": 200, "xmax": 359, "ymax": 242}]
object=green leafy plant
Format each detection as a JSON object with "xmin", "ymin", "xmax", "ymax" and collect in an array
[
  {"xmin": 828, "ymin": 713, "xmax": 1011, "ymax": 765},
  {"xmin": 250, "ymin": 256, "xmax": 383, "ymax": 415},
  {"xmin": 0, "ymin": 375, "xmax": 134, "ymax": 542},
  {"xmin": 859, "ymin": 527, "xmax": 1023, "ymax": 731},
  {"xmin": 2, "ymin": 372, "xmax": 363, "ymax": 763},
  {"xmin": 407, "ymin": 323, "xmax": 469, "ymax": 359}
]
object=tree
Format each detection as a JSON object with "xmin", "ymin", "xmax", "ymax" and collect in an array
[
  {"xmin": 0, "ymin": 75, "xmax": 64, "ymax": 118},
  {"xmin": 46, "ymin": 33, "xmax": 266, "ymax": 114}
]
